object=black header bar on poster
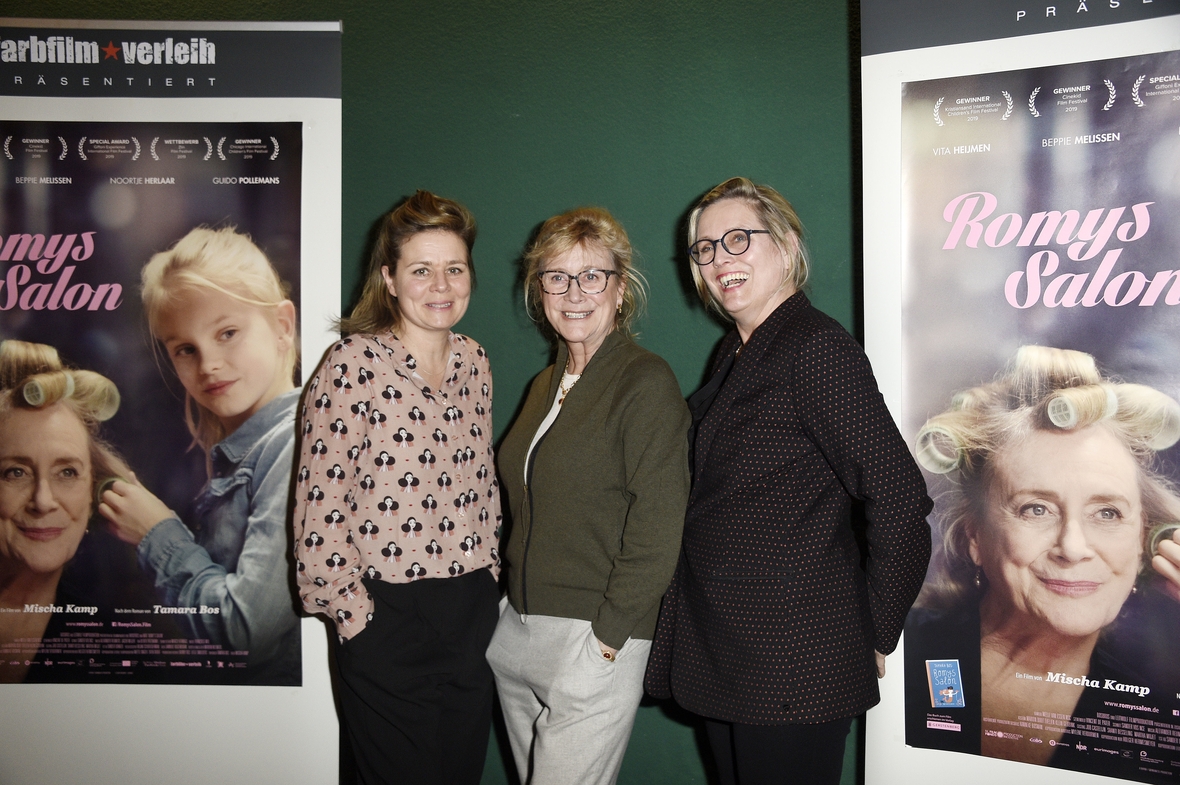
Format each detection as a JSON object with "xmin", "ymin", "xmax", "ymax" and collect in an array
[
  {"xmin": 0, "ymin": 19, "xmax": 341, "ymax": 98},
  {"xmin": 861, "ymin": 0, "xmax": 1179, "ymax": 55}
]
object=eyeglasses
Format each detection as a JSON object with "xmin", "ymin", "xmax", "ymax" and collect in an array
[
  {"xmin": 537, "ymin": 269, "xmax": 618, "ymax": 295},
  {"xmin": 689, "ymin": 228, "xmax": 770, "ymax": 266}
]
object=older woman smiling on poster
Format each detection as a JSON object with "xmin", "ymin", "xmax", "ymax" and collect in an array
[
  {"xmin": 904, "ymin": 345, "xmax": 1180, "ymax": 769},
  {"xmin": 0, "ymin": 341, "xmax": 126, "ymax": 683}
]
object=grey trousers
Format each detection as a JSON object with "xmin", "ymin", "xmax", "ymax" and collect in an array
[{"xmin": 486, "ymin": 602, "xmax": 651, "ymax": 785}]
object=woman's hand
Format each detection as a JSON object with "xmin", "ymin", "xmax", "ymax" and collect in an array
[
  {"xmin": 98, "ymin": 476, "xmax": 174, "ymax": 547},
  {"xmin": 1152, "ymin": 529, "xmax": 1180, "ymax": 603},
  {"xmin": 597, "ymin": 638, "xmax": 619, "ymax": 661},
  {"xmin": 875, "ymin": 650, "xmax": 886, "ymax": 678}
]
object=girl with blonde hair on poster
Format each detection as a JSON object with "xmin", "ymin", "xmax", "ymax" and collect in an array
[{"xmin": 99, "ymin": 226, "xmax": 302, "ymax": 684}]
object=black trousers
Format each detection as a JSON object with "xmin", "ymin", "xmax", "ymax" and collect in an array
[
  {"xmin": 333, "ymin": 568, "xmax": 500, "ymax": 785},
  {"xmin": 705, "ymin": 715, "xmax": 854, "ymax": 785}
]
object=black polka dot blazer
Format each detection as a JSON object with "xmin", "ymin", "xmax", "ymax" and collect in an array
[{"xmin": 645, "ymin": 292, "xmax": 933, "ymax": 724}]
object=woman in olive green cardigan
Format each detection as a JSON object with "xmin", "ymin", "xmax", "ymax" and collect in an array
[{"xmin": 487, "ymin": 207, "xmax": 690, "ymax": 785}]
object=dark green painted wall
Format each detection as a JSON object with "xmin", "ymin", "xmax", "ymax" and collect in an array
[{"xmin": 11, "ymin": 2, "xmax": 861, "ymax": 782}]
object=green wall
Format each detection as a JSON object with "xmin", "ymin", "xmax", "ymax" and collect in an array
[{"xmin": 13, "ymin": 2, "xmax": 861, "ymax": 782}]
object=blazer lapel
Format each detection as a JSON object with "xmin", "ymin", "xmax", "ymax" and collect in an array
[{"xmin": 690, "ymin": 293, "xmax": 807, "ymax": 491}]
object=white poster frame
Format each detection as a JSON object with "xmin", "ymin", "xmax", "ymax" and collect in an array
[
  {"xmin": 862, "ymin": 15, "xmax": 1180, "ymax": 785},
  {"xmin": 0, "ymin": 19, "xmax": 341, "ymax": 785}
]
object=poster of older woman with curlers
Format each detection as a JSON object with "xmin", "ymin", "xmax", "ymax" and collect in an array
[
  {"xmin": 0, "ymin": 118, "xmax": 305, "ymax": 685},
  {"xmin": 899, "ymin": 48, "xmax": 1180, "ymax": 784}
]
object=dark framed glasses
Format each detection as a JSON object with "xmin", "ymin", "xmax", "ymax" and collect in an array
[
  {"xmin": 689, "ymin": 228, "xmax": 770, "ymax": 266},
  {"xmin": 537, "ymin": 269, "xmax": 618, "ymax": 295}
]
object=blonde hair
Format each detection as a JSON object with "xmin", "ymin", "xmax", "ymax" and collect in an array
[
  {"xmin": 142, "ymin": 227, "xmax": 297, "ymax": 451},
  {"xmin": 915, "ymin": 345, "xmax": 1180, "ymax": 608},
  {"xmin": 522, "ymin": 207, "xmax": 648, "ymax": 338},
  {"xmin": 0, "ymin": 340, "xmax": 124, "ymax": 495},
  {"xmin": 341, "ymin": 190, "xmax": 477, "ymax": 336},
  {"xmin": 686, "ymin": 177, "xmax": 810, "ymax": 319}
]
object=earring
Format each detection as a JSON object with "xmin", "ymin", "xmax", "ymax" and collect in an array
[
  {"xmin": 974, "ymin": 567, "xmax": 982, "ymax": 589},
  {"xmin": 617, "ymin": 303, "xmax": 622, "ymax": 314}
]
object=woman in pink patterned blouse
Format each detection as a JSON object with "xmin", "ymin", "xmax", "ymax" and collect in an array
[{"xmin": 294, "ymin": 191, "xmax": 501, "ymax": 785}]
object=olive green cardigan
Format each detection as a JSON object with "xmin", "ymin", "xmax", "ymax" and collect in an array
[{"xmin": 497, "ymin": 331, "xmax": 691, "ymax": 649}]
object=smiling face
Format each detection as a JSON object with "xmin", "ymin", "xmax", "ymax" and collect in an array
[
  {"xmin": 540, "ymin": 242, "xmax": 623, "ymax": 365},
  {"xmin": 972, "ymin": 424, "xmax": 1144, "ymax": 640},
  {"xmin": 156, "ymin": 287, "xmax": 296, "ymax": 435},
  {"xmin": 382, "ymin": 230, "xmax": 472, "ymax": 343},
  {"xmin": 0, "ymin": 404, "xmax": 93, "ymax": 578},
  {"xmin": 695, "ymin": 199, "xmax": 795, "ymax": 341}
]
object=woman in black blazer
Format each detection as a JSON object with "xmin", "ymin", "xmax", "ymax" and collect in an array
[{"xmin": 645, "ymin": 177, "xmax": 934, "ymax": 785}]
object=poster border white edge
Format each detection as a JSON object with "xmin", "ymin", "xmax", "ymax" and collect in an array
[
  {"xmin": 861, "ymin": 15, "xmax": 1180, "ymax": 785},
  {"xmin": 0, "ymin": 95, "xmax": 341, "ymax": 785}
]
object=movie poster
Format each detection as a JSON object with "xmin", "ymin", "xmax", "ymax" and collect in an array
[
  {"xmin": 900, "ymin": 49, "xmax": 1180, "ymax": 783},
  {"xmin": 0, "ymin": 118, "xmax": 303, "ymax": 685},
  {"xmin": 0, "ymin": 20, "xmax": 340, "ymax": 693}
]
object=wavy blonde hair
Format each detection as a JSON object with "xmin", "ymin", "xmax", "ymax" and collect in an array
[
  {"xmin": 522, "ymin": 207, "xmax": 648, "ymax": 338},
  {"xmin": 142, "ymin": 227, "xmax": 297, "ymax": 451},
  {"xmin": 915, "ymin": 345, "xmax": 1180, "ymax": 608}
]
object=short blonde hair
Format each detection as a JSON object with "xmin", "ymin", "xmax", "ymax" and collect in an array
[
  {"xmin": 522, "ymin": 207, "xmax": 648, "ymax": 337},
  {"xmin": 915, "ymin": 345, "xmax": 1180, "ymax": 609},
  {"xmin": 142, "ymin": 227, "xmax": 297, "ymax": 451},
  {"xmin": 0, "ymin": 340, "xmax": 124, "ymax": 495},
  {"xmin": 686, "ymin": 177, "xmax": 810, "ymax": 318}
]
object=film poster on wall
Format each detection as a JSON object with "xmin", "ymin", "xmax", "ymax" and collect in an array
[
  {"xmin": 900, "ymin": 48, "xmax": 1180, "ymax": 784},
  {"xmin": 0, "ymin": 19, "xmax": 341, "ymax": 686}
]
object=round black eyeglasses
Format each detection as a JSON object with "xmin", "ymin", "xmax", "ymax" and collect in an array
[
  {"xmin": 537, "ymin": 269, "xmax": 618, "ymax": 295},
  {"xmin": 689, "ymin": 228, "xmax": 770, "ymax": 266}
]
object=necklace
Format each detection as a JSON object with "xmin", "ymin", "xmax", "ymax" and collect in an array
[
  {"xmin": 418, "ymin": 359, "xmax": 447, "ymax": 384},
  {"xmin": 558, "ymin": 371, "xmax": 580, "ymax": 405}
]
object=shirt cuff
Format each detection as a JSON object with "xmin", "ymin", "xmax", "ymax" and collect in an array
[{"xmin": 136, "ymin": 516, "xmax": 193, "ymax": 573}]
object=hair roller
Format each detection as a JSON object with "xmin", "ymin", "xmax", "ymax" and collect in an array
[
  {"xmin": 1151, "ymin": 404, "xmax": 1180, "ymax": 451},
  {"xmin": 94, "ymin": 475, "xmax": 127, "ymax": 508},
  {"xmin": 0, "ymin": 340, "xmax": 61, "ymax": 390},
  {"xmin": 20, "ymin": 371, "xmax": 72, "ymax": 408},
  {"xmin": 1104, "ymin": 383, "xmax": 1120, "ymax": 420},
  {"xmin": 1149, "ymin": 522, "xmax": 1180, "ymax": 557},
  {"xmin": 1011, "ymin": 345, "xmax": 1102, "ymax": 407},
  {"xmin": 916, "ymin": 424, "xmax": 962, "ymax": 474},
  {"xmin": 950, "ymin": 388, "xmax": 986, "ymax": 411},
  {"xmin": 70, "ymin": 370, "xmax": 121, "ymax": 422},
  {"xmin": 1114, "ymin": 383, "xmax": 1180, "ymax": 450},
  {"xmin": 21, "ymin": 379, "xmax": 45, "ymax": 407},
  {"xmin": 1043, "ymin": 384, "xmax": 1116, "ymax": 430}
]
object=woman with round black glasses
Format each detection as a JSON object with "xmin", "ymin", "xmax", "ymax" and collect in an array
[
  {"xmin": 489, "ymin": 207, "xmax": 690, "ymax": 784},
  {"xmin": 645, "ymin": 177, "xmax": 933, "ymax": 785}
]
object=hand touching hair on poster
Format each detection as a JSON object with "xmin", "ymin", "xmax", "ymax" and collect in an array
[
  {"xmin": 0, "ymin": 341, "xmax": 127, "ymax": 683},
  {"xmin": 906, "ymin": 345, "xmax": 1180, "ymax": 766},
  {"xmin": 98, "ymin": 227, "xmax": 302, "ymax": 684}
]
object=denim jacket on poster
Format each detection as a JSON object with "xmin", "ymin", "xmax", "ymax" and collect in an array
[{"xmin": 137, "ymin": 388, "xmax": 301, "ymax": 684}]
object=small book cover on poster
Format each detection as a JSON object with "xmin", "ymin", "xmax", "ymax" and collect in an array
[{"xmin": 926, "ymin": 659, "xmax": 966, "ymax": 708}]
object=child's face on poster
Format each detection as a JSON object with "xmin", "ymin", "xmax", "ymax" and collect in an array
[
  {"xmin": 0, "ymin": 404, "xmax": 93, "ymax": 577},
  {"xmin": 156, "ymin": 287, "xmax": 296, "ymax": 434},
  {"xmin": 970, "ymin": 424, "xmax": 1144, "ymax": 639}
]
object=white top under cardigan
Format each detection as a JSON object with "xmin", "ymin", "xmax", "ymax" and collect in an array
[{"xmin": 524, "ymin": 371, "xmax": 579, "ymax": 484}]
